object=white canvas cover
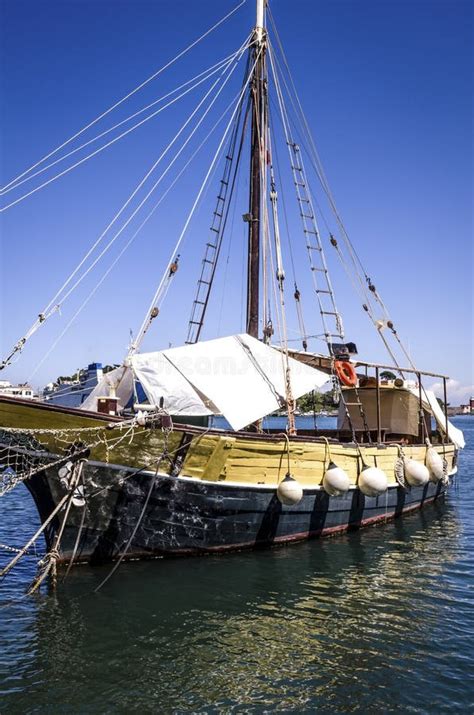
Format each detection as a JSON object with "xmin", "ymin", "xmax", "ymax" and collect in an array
[
  {"xmin": 81, "ymin": 365, "xmax": 134, "ymax": 413},
  {"xmin": 130, "ymin": 334, "xmax": 328, "ymax": 430},
  {"xmin": 131, "ymin": 351, "xmax": 214, "ymax": 417},
  {"xmin": 144, "ymin": 334, "xmax": 328, "ymax": 430},
  {"xmin": 81, "ymin": 359, "xmax": 214, "ymax": 417}
]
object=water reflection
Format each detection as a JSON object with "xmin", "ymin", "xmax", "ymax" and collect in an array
[{"xmin": 2, "ymin": 493, "xmax": 472, "ymax": 713}]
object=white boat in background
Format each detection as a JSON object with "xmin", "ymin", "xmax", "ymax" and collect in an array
[{"xmin": 42, "ymin": 363, "xmax": 105, "ymax": 409}]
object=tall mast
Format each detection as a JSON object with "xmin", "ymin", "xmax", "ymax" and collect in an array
[{"xmin": 246, "ymin": 0, "xmax": 266, "ymax": 338}]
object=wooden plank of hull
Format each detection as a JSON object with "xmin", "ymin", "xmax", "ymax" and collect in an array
[
  {"xmin": 24, "ymin": 460, "xmax": 449, "ymax": 565},
  {"xmin": 181, "ymin": 436, "xmax": 456, "ymax": 487},
  {"xmin": 0, "ymin": 395, "xmax": 122, "ymax": 428},
  {"xmin": 0, "ymin": 397, "xmax": 456, "ymax": 486}
]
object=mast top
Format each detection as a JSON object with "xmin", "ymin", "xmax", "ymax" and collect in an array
[{"xmin": 255, "ymin": 0, "xmax": 265, "ymax": 43}]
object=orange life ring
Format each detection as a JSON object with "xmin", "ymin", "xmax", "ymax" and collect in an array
[{"xmin": 335, "ymin": 360, "xmax": 357, "ymax": 387}]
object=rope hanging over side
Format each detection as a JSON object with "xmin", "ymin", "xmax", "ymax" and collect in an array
[{"xmin": 0, "ymin": 410, "xmax": 182, "ymax": 588}]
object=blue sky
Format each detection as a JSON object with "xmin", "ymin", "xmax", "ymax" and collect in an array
[{"xmin": 1, "ymin": 0, "xmax": 472, "ymax": 403}]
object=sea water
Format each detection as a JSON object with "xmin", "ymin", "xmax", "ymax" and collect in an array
[{"xmin": 0, "ymin": 417, "xmax": 473, "ymax": 713}]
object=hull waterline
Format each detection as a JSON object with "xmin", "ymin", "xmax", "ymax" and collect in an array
[{"xmin": 25, "ymin": 459, "xmax": 449, "ymax": 565}]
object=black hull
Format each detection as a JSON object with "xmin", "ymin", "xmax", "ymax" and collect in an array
[{"xmin": 26, "ymin": 460, "xmax": 448, "ymax": 565}]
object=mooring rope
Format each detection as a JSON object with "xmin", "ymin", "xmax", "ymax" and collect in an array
[
  {"xmin": 61, "ymin": 503, "xmax": 87, "ymax": 582},
  {"xmin": 0, "ymin": 414, "xmax": 206, "ymax": 589},
  {"xmin": 0, "ymin": 491, "xmax": 70, "ymax": 580},
  {"xmin": 27, "ymin": 459, "xmax": 85, "ymax": 595}
]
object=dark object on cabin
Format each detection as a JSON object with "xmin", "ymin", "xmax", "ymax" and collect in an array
[{"xmin": 329, "ymin": 342, "xmax": 358, "ymax": 359}]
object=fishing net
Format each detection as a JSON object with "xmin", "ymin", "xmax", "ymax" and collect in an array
[
  {"xmin": 0, "ymin": 418, "xmax": 152, "ymax": 497},
  {"xmin": 0, "ymin": 411, "xmax": 179, "ymax": 594}
]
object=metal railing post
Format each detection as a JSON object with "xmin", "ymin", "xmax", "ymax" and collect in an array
[
  {"xmin": 375, "ymin": 365, "xmax": 381, "ymax": 443},
  {"xmin": 417, "ymin": 372, "xmax": 425, "ymax": 443},
  {"xmin": 443, "ymin": 376, "xmax": 449, "ymax": 442}
]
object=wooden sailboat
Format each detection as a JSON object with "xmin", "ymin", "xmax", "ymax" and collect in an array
[{"xmin": 0, "ymin": 0, "xmax": 464, "ymax": 572}]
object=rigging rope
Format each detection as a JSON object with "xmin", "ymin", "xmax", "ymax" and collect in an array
[
  {"xmin": 267, "ymin": 25, "xmax": 374, "ymax": 443},
  {"xmin": 268, "ymin": 40, "xmax": 343, "ymax": 351},
  {"xmin": 26, "ymin": 41, "xmax": 250, "ymax": 311},
  {"xmin": 1, "ymin": 0, "xmax": 247, "ymax": 194},
  {"xmin": 130, "ymin": 45, "xmax": 264, "ymax": 354},
  {"xmin": 28, "ymin": 92, "xmax": 247, "ymax": 380},
  {"xmin": 268, "ymin": 110, "xmax": 309, "ymax": 352},
  {"xmin": 268, "ymin": 18, "xmax": 434, "ymax": 439},
  {"xmin": 254, "ymin": 66, "xmax": 297, "ymax": 435},
  {"xmin": 267, "ymin": 13, "xmax": 417, "ymax": 373},
  {"xmin": 268, "ymin": 8, "xmax": 369, "ymax": 278},
  {"xmin": 267, "ymin": 160, "xmax": 297, "ymax": 435},
  {"xmin": 0, "ymin": 53, "xmax": 243, "ymax": 206},
  {"xmin": 186, "ymin": 65, "xmax": 251, "ymax": 345},
  {"xmin": 269, "ymin": 56, "xmax": 381, "ymax": 327},
  {"xmin": 1, "ymin": 35, "xmax": 252, "ymax": 372},
  {"xmin": 267, "ymin": 17, "xmax": 376, "ymax": 280}
]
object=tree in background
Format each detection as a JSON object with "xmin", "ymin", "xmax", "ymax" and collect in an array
[
  {"xmin": 55, "ymin": 364, "xmax": 118, "ymax": 384},
  {"xmin": 436, "ymin": 397, "xmax": 449, "ymax": 410},
  {"xmin": 296, "ymin": 390, "xmax": 337, "ymax": 413},
  {"xmin": 380, "ymin": 370, "xmax": 397, "ymax": 380}
]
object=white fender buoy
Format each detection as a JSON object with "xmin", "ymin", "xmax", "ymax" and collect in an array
[
  {"xmin": 404, "ymin": 458, "xmax": 429, "ymax": 487},
  {"xmin": 323, "ymin": 461, "xmax": 350, "ymax": 496},
  {"xmin": 72, "ymin": 484, "xmax": 86, "ymax": 508},
  {"xmin": 426, "ymin": 447, "xmax": 444, "ymax": 482},
  {"xmin": 359, "ymin": 466, "xmax": 388, "ymax": 497},
  {"xmin": 277, "ymin": 473, "xmax": 303, "ymax": 506},
  {"xmin": 58, "ymin": 461, "xmax": 73, "ymax": 488},
  {"xmin": 58, "ymin": 463, "xmax": 72, "ymax": 480}
]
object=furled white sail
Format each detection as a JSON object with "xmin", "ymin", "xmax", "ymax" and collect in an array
[
  {"xmin": 81, "ymin": 334, "xmax": 329, "ymax": 429},
  {"xmin": 408, "ymin": 387, "xmax": 465, "ymax": 449}
]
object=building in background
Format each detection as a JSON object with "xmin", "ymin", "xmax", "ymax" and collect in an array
[
  {"xmin": 0, "ymin": 380, "xmax": 36, "ymax": 399},
  {"xmin": 460, "ymin": 398, "xmax": 474, "ymax": 415}
]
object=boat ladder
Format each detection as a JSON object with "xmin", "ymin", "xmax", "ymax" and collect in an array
[
  {"xmin": 288, "ymin": 141, "xmax": 344, "ymax": 350},
  {"xmin": 185, "ymin": 168, "xmax": 233, "ymax": 345}
]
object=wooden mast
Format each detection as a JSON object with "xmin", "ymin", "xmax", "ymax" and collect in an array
[{"xmin": 246, "ymin": 0, "xmax": 265, "ymax": 338}]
